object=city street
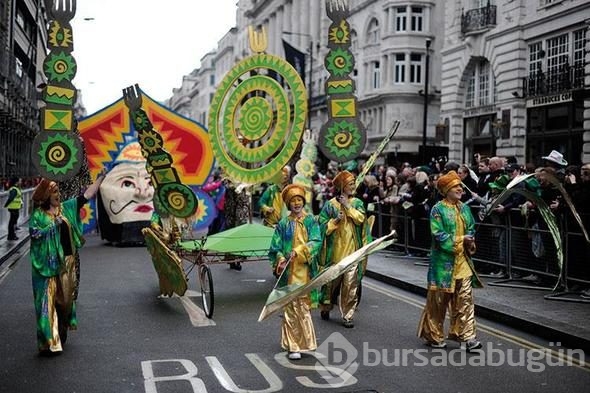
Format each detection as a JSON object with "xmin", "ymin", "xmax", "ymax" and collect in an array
[{"xmin": 1, "ymin": 235, "xmax": 588, "ymax": 393}]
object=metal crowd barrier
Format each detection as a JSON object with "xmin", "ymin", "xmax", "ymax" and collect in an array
[{"xmin": 370, "ymin": 202, "xmax": 590, "ymax": 303}]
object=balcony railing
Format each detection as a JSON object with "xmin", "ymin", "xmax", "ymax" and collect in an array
[
  {"xmin": 461, "ymin": 4, "xmax": 497, "ymax": 34},
  {"xmin": 523, "ymin": 63, "xmax": 586, "ymax": 98}
]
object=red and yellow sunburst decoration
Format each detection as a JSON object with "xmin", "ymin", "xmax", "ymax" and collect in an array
[
  {"xmin": 79, "ymin": 91, "xmax": 214, "ymax": 184},
  {"xmin": 79, "ymin": 90, "xmax": 216, "ymax": 231}
]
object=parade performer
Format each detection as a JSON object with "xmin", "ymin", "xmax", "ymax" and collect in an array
[
  {"xmin": 417, "ymin": 170, "xmax": 483, "ymax": 351},
  {"xmin": 268, "ymin": 184, "xmax": 321, "ymax": 360},
  {"xmin": 4, "ymin": 177, "xmax": 22, "ymax": 241},
  {"xmin": 29, "ymin": 173, "xmax": 105, "ymax": 355},
  {"xmin": 258, "ymin": 166, "xmax": 291, "ymax": 227},
  {"xmin": 318, "ymin": 170, "xmax": 370, "ymax": 328}
]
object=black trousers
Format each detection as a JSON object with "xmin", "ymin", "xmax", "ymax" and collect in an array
[{"xmin": 7, "ymin": 208, "xmax": 19, "ymax": 239}]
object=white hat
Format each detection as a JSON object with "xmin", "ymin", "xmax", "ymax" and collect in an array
[{"xmin": 541, "ymin": 150, "xmax": 567, "ymax": 166}]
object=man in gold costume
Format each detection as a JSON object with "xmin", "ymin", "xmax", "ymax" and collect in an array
[
  {"xmin": 268, "ymin": 184, "xmax": 321, "ymax": 360},
  {"xmin": 318, "ymin": 170, "xmax": 370, "ymax": 328},
  {"xmin": 417, "ymin": 170, "xmax": 483, "ymax": 351}
]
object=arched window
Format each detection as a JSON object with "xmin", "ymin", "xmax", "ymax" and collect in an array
[
  {"xmin": 351, "ymin": 30, "xmax": 358, "ymax": 52},
  {"xmin": 367, "ymin": 18, "xmax": 380, "ymax": 44},
  {"xmin": 464, "ymin": 59, "xmax": 495, "ymax": 108}
]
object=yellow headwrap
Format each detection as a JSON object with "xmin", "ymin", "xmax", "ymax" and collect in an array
[
  {"xmin": 281, "ymin": 184, "xmax": 306, "ymax": 205},
  {"xmin": 332, "ymin": 170, "xmax": 355, "ymax": 191},
  {"xmin": 436, "ymin": 170, "xmax": 462, "ymax": 196}
]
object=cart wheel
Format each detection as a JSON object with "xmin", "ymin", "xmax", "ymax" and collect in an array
[{"xmin": 199, "ymin": 265, "xmax": 214, "ymax": 318}]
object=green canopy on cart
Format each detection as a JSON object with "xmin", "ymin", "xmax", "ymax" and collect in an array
[{"xmin": 179, "ymin": 223, "xmax": 275, "ymax": 257}]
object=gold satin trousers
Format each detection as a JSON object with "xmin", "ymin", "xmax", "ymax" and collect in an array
[
  {"xmin": 282, "ymin": 296, "xmax": 317, "ymax": 352},
  {"xmin": 46, "ymin": 255, "xmax": 77, "ymax": 352},
  {"xmin": 417, "ymin": 277, "xmax": 477, "ymax": 344},
  {"xmin": 321, "ymin": 266, "xmax": 359, "ymax": 322}
]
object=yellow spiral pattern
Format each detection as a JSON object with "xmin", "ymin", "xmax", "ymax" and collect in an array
[
  {"xmin": 168, "ymin": 191, "xmax": 187, "ymax": 210},
  {"xmin": 334, "ymin": 131, "xmax": 353, "ymax": 148},
  {"xmin": 48, "ymin": 144, "xmax": 67, "ymax": 164},
  {"xmin": 53, "ymin": 60, "xmax": 69, "ymax": 74}
]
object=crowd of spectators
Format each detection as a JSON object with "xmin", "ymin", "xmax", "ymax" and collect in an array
[{"xmin": 1, "ymin": 176, "xmax": 42, "ymax": 191}]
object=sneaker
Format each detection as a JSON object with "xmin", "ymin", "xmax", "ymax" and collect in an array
[
  {"xmin": 320, "ymin": 311, "xmax": 330, "ymax": 321},
  {"xmin": 464, "ymin": 339, "xmax": 482, "ymax": 352},
  {"xmin": 427, "ymin": 341, "xmax": 447, "ymax": 349},
  {"xmin": 580, "ymin": 289, "xmax": 590, "ymax": 300},
  {"xmin": 343, "ymin": 320, "xmax": 354, "ymax": 328},
  {"xmin": 288, "ymin": 352, "xmax": 301, "ymax": 360}
]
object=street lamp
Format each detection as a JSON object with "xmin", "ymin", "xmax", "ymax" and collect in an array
[
  {"xmin": 282, "ymin": 31, "xmax": 313, "ymax": 129},
  {"xmin": 422, "ymin": 38, "xmax": 432, "ymax": 163}
]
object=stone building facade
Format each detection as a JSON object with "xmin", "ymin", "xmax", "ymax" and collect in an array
[
  {"xmin": 167, "ymin": 0, "xmax": 590, "ymax": 168},
  {"xmin": 0, "ymin": 0, "xmax": 49, "ymax": 179},
  {"xmin": 441, "ymin": 0, "xmax": 589, "ymax": 166}
]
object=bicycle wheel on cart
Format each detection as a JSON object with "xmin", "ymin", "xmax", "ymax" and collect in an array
[{"xmin": 198, "ymin": 264, "xmax": 214, "ymax": 318}]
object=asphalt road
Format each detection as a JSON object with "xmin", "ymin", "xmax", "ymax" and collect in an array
[{"xmin": 0, "ymin": 235, "xmax": 588, "ymax": 393}]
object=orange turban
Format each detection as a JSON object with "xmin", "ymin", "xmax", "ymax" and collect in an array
[
  {"xmin": 332, "ymin": 170, "xmax": 355, "ymax": 191},
  {"xmin": 437, "ymin": 170, "xmax": 462, "ymax": 196},
  {"xmin": 32, "ymin": 178, "xmax": 59, "ymax": 205},
  {"xmin": 281, "ymin": 184, "xmax": 306, "ymax": 205}
]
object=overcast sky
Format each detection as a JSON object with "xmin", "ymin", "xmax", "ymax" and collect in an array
[{"xmin": 70, "ymin": 0, "xmax": 237, "ymax": 115}]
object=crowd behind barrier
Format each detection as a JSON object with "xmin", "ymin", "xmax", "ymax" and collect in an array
[{"xmin": 367, "ymin": 202, "xmax": 590, "ymax": 291}]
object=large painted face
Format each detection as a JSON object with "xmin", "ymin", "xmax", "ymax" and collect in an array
[{"xmin": 100, "ymin": 162, "xmax": 154, "ymax": 224}]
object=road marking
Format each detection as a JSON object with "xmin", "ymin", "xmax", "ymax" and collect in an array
[
  {"xmin": 206, "ymin": 354, "xmax": 283, "ymax": 392},
  {"xmin": 364, "ymin": 280, "xmax": 589, "ymax": 371},
  {"xmin": 176, "ymin": 294, "xmax": 216, "ymax": 327}
]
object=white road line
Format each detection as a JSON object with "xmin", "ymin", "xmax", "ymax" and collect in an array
[{"xmin": 176, "ymin": 295, "xmax": 216, "ymax": 327}]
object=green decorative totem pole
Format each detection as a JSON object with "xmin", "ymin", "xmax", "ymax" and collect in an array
[
  {"xmin": 208, "ymin": 26, "xmax": 308, "ymax": 184},
  {"xmin": 32, "ymin": 0, "xmax": 83, "ymax": 181},
  {"xmin": 123, "ymin": 84, "xmax": 198, "ymax": 219},
  {"xmin": 319, "ymin": 0, "xmax": 366, "ymax": 163}
]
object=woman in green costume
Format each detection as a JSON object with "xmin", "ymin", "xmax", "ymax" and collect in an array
[
  {"xmin": 29, "ymin": 173, "xmax": 104, "ymax": 355},
  {"xmin": 417, "ymin": 170, "xmax": 483, "ymax": 352}
]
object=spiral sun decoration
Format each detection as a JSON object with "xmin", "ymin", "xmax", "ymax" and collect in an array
[
  {"xmin": 208, "ymin": 26, "xmax": 307, "ymax": 184},
  {"xmin": 32, "ymin": 0, "xmax": 82, "ymax": 181}
]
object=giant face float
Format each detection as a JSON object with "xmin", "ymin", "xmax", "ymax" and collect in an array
[{"xmin": 97, "ymin": 141, "xmax": 154, "ymax": 244}]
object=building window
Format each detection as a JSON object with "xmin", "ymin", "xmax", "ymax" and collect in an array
[
  {"xmin": 478, "ymin": 61, "xmax": 490, "ymax": 106},
  {"xmin": 394, "ymin": 54, "xmax": 405, "ymax": 83},
  {"xmin": 466, "ymin": 74, "xmax": 475, "ymax": 108},
  {"xmin": 464, "ymin": 59, "xmax": 494, "ymax": 108},
  {"xmin": 526, "ymin": 29, "xmax": 588, "ymax": 96},
  {"xmin": 209, "ymin": 74, "xmax": 215, "ymax": 86},
  {"xmin": 371, "ymin": 61, "xmax": 380, "ymax": 89},
  {"xmin": 351, "ymin": 30, "xmax": 358, "ymax": 52},
  {"xmin": 410, "ymin": 7, "xmax": 423, "ymax": 32},
  {"xmin": 367, "ymin": 18, "xmax": 380, "ymax": 44},
  {"xmin": 546, "ymin": 34, "xmax": 568, "ymax": 74},
  {"xmin": 15, "ymin": 57, "xmax": 23, "ymax": 78},
  {"xmin": 395, "ymin": 7, "xmax": 407, "ymax": 32},
  {"xmin": 572, "ymin": 29, "xmax": 585, "ymax": 86},
  {"xmin": 16, "ymin": 9, "xmax": 25, "ymax": 30},
  {"xmin": 409, "ymin": 53, "xmax": 422, "ymax": 84}
]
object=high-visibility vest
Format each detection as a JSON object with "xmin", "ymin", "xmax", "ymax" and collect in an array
[{"xmin": 6, "ymin": 186, "xmax": 22, "ymax": 209}]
